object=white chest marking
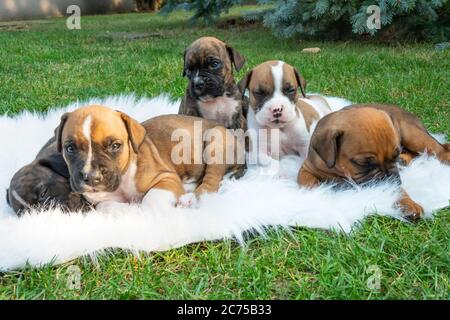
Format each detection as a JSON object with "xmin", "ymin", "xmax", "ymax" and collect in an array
[
  {"xmin": 83, "ymin": 161, "xmax": 142, "ymax": 205},
  {"xmin": 247, "ymin": 96, "xmax": 312, "ymax": 159},
  {"xmin": 278, "ymin": 118, "xmax": 310, "ymax": 158},
  {"xmin": 198, "ymin": 96, "xmax": 239, "ymax": 128},
  {"xmin": 82, "ymin": 115, "xmax": 93, "ymax": 173}
]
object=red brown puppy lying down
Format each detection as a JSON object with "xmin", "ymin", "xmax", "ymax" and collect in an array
[
  {"xmin": 239, "ymin": 60, "xmax": 332, "ymax": 159},
  {"xmin": 56, "ymin": 105, "xmax": 245, "ymax": 208},
  {"xmin": 297, "ymin": 104, "xmax": 450, "ymax": 222}
]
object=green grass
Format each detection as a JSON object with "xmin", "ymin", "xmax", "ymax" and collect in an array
[{"xmin": 0, "ymin": 6, "xmax": 449, "ymax": 299}]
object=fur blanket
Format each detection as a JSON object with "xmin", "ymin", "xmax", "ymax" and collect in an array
[{"xmin": 0, "ymin": 95, "xmax": 449, "ymax": 271}]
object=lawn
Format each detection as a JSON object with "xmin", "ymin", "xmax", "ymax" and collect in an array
[{"xmin": 0, "ymin": 6, "xmax": 449, "ymax": 299}]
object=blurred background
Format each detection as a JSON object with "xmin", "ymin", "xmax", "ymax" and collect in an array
[{"xmin": 0, "ymin": 0, "xmax": 164, "ymax": 21}]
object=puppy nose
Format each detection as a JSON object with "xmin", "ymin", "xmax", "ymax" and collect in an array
[
  {"xmin": 193, "ymin": 78, "xmax": 205, "ymax": 90},
  {"xmin": 80, "ymin": 171, "xmax": 102, "ymax": 186},
  {"xmin": 272, "ymin": 105, "xmax": 283, "ymax": 118}
]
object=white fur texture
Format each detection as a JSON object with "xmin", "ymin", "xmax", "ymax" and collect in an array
[{"xmin": 0, "ymin": 95, "xmax": 449, "ymax": 271}]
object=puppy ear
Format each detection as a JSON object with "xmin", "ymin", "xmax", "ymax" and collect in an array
[
  {"xmin": 119, "ymin": 112, "xmax": 146, "ymax": 154},
  {"xmin": 38, "ymin": 153, "xmax": 70, "ymax": 178},
  {"xmin": 182, "ymin": 49, "xmax": 187, "ymax": 77},
  {"xmin": 384, "ymin": 111, "xmax": 401, "ymax": 137},
  {"xmin": 311, "ymin": 126, "xmax": 343, "ymax": 168},
  {"xmin": 238, "ymin": 70, "xmax": 252, "ymax": 98},
  {"xmin": 293, "ymin": 67, "xmax": 307, "ymax": 98},
  {"xmin": 56, "ymin": 113, "xmax": 69, "ymax": 153},
  {"xmin": 226, "ymin": 45, "xmax": 245, "ymax": 72}
]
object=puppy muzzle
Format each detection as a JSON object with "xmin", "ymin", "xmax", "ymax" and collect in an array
[
  {"xmin": 256, "ymin": 98, "xmax": 297, "ymax": 128},
  {"xmin": 189, "ymin": 72, "xmax": 225, "ymax": 99},
  {"xmin": 71, "ymin": 170, "xmax": 121, "ymax": 193}
]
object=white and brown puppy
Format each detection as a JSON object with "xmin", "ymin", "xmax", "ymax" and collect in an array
[
  {"xmin": 179, "ymin": 36, "xmax": 247, "ymax": 130},
  {"xmin": 239, "ymin": 60, "xmax": 331, "ymax": 160},
  {"xmin": 56, "ymin": 105, "xmax": 245, "ymax": 208}
]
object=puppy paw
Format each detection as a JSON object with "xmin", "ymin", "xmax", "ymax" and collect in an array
[
  {"xmin": 67, "ymin": 193, "xmax": 92, "ymax": 212},
  {"xmin": 177, "ymin": 193, "xmax": 198, "ymax": 208},
  {"xmin": 398, "ymin": 153, "xmax": 414, "ymax": 166},
  {"xmin": 396, "ymin": 197, "xmax": 424, "ymax": 222},
  {"xmin": 438, "ymin": 146, "xmax": 450, "ymax": 164}
]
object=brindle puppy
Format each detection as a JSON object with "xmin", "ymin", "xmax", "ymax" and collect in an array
[
  {"xmin": 6, "ymin": 137, "xmax": 91, "ymax": 215},
  {"xmin": 178, "ymin": 36, "xmax": 247, "ymax": 130}
]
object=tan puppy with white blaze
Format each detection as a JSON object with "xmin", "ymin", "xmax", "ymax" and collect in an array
[
  {"xmin": 239, "ymin": 60, "xmax": 332, "ymax": 160},
  {"xmin": 56, "ymin": 105, "xmax": 245, "ymax": 209}
]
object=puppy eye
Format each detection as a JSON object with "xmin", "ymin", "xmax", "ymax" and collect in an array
[
  {"xmin": 284, "ymin": 87, "xmax": 296, "ymax": 95},
  {"xmin": 110, "ymin": 142, "xmax": 122, "ymax": 152},
  {"xmin": 253, "ymin": 89, "xmax": 267, "ymax": 97},
  {"xmin": 210, "ymin": 61, "xmax": 221, "ymax": 69},
  {"xmin": 351, "ymin": 158, "xmax": 376, "ymax": 168},
  {"xmin": 65, "ymin": 144, "xmax": 75, "ymax": 154},
  {"xmin": 351, "ymin": 159, "xmax": 363, "ymax": 167}
]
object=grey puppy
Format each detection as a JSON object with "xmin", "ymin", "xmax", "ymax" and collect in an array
[{"xmin": 6, "ymin": 137, "xmax": 91, "ymax": 215}]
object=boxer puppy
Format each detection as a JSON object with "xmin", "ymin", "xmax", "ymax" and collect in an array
[
  {"xmin": 238, "ymin": 60, "xmax": 331, "ymax": 159},
  {"xmin": 178, "ymin": 36, "xmax": 247, "ymax": 130},
  {"xmin": 6, "ymin": 137, "xmax": 90, "ymax": 215},
  {"xmin": 56, "ymin": 105, "xmax": 245, "ymax": 208},
  {"xmin": 297, "ymin": 104, "xmax": 450, "ymax": 222}
]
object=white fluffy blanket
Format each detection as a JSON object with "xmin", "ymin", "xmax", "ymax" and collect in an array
[{"xmin": 0, "ymin": 95, "xmax": 449, "ymax": 271}]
